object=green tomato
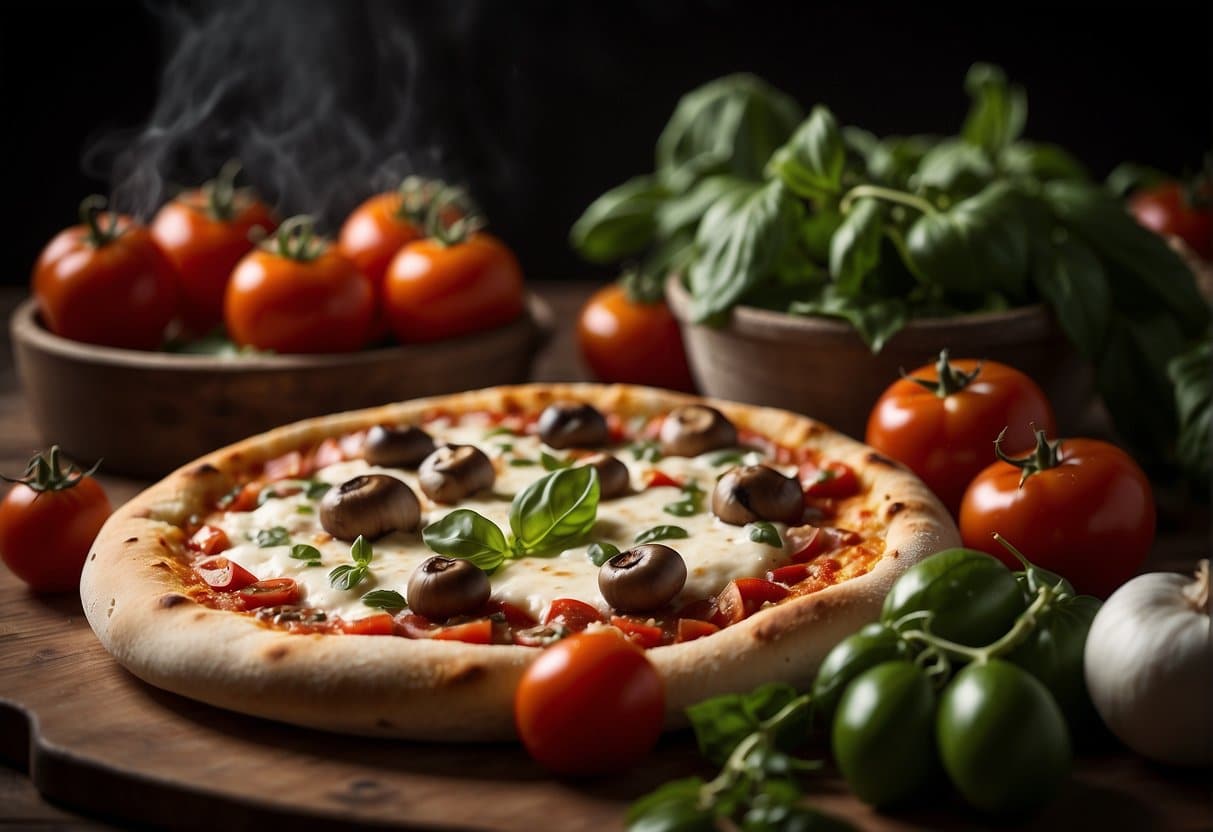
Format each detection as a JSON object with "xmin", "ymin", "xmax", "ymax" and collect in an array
[
  {"xmin": 812, "ymin": 623, "xmax": 911, "ymax": 724},
  {"xmin": 832, "ymin": 661, "xmax": 938, "ymax": 808},
  {"xmin": 882, "ymin": 548, "xmax": 1025, "ymax": 647},
  {"xmin": 1006, "ymin": 594, "xmax": 1101, "ymax": 734},
  {"xmin": 937, "ymin": 659, "xmax": 1071, "ymax": 816}
]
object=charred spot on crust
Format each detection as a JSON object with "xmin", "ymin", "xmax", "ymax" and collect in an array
[
  {"xmin": 157, "ymin": 537, "xmax": 168, "ymax": 549},
  {"xmin": 189, "ymin": 462, "xmax": 220, "ymax": 477},
  {"xmin": 193, "ymin": 612, "xmax": 208, "ymax": 621},
  {"xmin": 866, "ymin": 452, "xmax": 901, "ymax": 468},
  {"xmin": 265, "ymin": 644, "xmax": 290, "ymax": 661},
  {"xmin": 448, "ymin": 664, "xmax": 485, "ymax": 684},
  {"xmin": 888, "ymin": 549, "xmax": 900, "ymax": 559},
  {"xmin": 89, "ymin": 552, "xmax": 97, "ymax": 561},
  {"xmin": 886, "ymin": 501, "xmax": 906, "ymax": 518},
  {"xmin": 157, "ymin": 593, "xmax": 190, "ymax": 609},
  {"xmin": 151, "ymin": 562, "xmax": 171, "ymax": 571},
  {"xmin": 124, "ymin": 537, "xmax": 138, "ymax": 544}
]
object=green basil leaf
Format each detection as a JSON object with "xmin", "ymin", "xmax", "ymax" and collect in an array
[
  {"xmin": 634, "ymin": 525, "xmax": 689, "ymax": 544},
  {"xmin": 663, "ymin": 482, "xmax": 705, "ymax": 517},
  {"xmin": 304, "ymin": 480, "xmax": 331, "ymax": 500},
  {"xmin": 656, "ymin": 175, "xmax": 753, "ymax": 237},
  {"xmin": 483, "ymin": 426, "xmax": 517, "ymax": 438},
  {"xmin": 256, "ymin": 487, "xmax": 280, "ymax": 506},
  {"xmin": 688, "ymin": 180, "xmax": 801, "ymax": 322},
  {"xmin": 829, "ymin": 198, "xmax": 883, "ymax": 296},
  {"xmin": 587, "ymin": 541, "xmax": 621, "ymax": 567},
  {"xmin": 1169, "ymin": 340, "xmax": 1212, "ymax": 480},
  {"xmin": 747, "ymin": 522, "xmax": 783, "ymax": 548},
  {"xmin": 1095, "ymin": 313, "xmax": 1185, "ymax": 462},
  {"xmin": 742, "ymin": 802, "xmax": 851, "ymax": 832},
  {"xmin": 799, "ymin": 208, "xmax": 843, "ymax": 264},
  {"xmin": 570, "ymin": 175, "xmax": 666, "ymax": 264},
  {"xmin": 960, "ymin": 63, "xmax": 1027, "ymax": 157},
  {"xmin": 685, "ymin": 683, "xmax": 806, "ymax": 765},
  {"xmin": 508, "ymin": 458, "xmax": 538, "ymax": 467},
  {"xmin": 1105, "ymin": 162, "xmax": 1171, "ymax": 198},
  {"xmin": 625, "ymin": 777, "xmax": 715, "ymax": 832},
  {"xmin": 913, "ymin": 139, "xmax": 994, "ymax": 196},
  {"xmin": 296, "ymin": 505, "xmax": 314, "ymax": 515},
  {"xmin": 630, "ymin": 441, "xmax": 663, "ymax": 463},
  {"xmin": 708, "ymin": 449, "xmax": 747, "ymax": 467},
  {"xmin": 540, "ymin": 451, "xmax": 571, "ymax": 471},
  {"xmin": 422, "ymin": 509, "xmax": 509, "ymax": 571},
  {"xmin": 999, "ymin": 142, "xmax": 1088, "ymax": 183},
  {"xmin": 305, "ymin": 561, "xmax": 322, "ymax": 568},
  {"xmin": 350, "ymin": 535, "xmax": 373, "ymax": 566},
  {"xmin": 362, "ymin": 589, "xmax": 408, "ymax": 611},
  {"xmin": 766, "ymin": 106, "xmax": 845, "ymax": 201},
  {"xmin": 509, "ymin": 467, "xmax": 601, "ymax": 554},
  {"xmin": 289, "ymin": 543, "xmax": 322, "ymax": 561},
  {"xmin": 253, "ymin": 526, "xmax": 290, "ymax": 548},
  {"xmin": 1030, "ymin": 236, "xmax": 1110, "ymax": 358},
  {"xmin": 788, "ymin": 285, "xmax": 908, "ymax": 353},
  {"xmin": 850, "ymin": 132, "xmax": 935, "ymax": 188},
  {"xmin": 328, "ymin": 564, "xmax": 367, "ymax": 591}
]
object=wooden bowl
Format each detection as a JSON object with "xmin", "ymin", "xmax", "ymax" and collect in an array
[
  {"xmin": 666, "ymin": 277, "xmax": 1093, "ymax": 439},
  {"xmin": 11, "ymin": 296, "xmax": 553, "ymax": 478}
]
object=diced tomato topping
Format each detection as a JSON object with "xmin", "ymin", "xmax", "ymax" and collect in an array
[
  {"xmin": 606, "ymin": 413, "xmax": 628, "ymax": 444},
  {"xmin": 676, "ymin": 618, "xmax": 720, "ymax": 643},
  {"xmin": 194, "ymin": 556, "xmax": 258, "ymax": 592},
  {"xmin": 610, "ymin": 616, "xmax": 666, "ymax": 649},
  {"xmin": 341, "ymin": 613, "xmax": 395, "ymax": 636},
  {"xmin": 264, "ymin": 450, "xmax": 306, "ymax": 482},
  {"xmin": 641, "ymin": 416, "xmax": 664, "ymax": 440},
  {"xmin": 433, "ymin": 619, "xmax": 494, "ymax": 644},
  {"xmin": 788, "ymin": 526, "xmax": 863, "ymax": 563},
  {"xmin": 223, "ymin": 482, "xmax": 262, "ymax": 513},
  {"xmin": 310, "ymin": 438, "xmax": 345, "ymax": 470},
  {"xmin": 768, "ymin": 563, "xmax": 810, "ymax": 586},
  {"xmin": 236, "ymin": 578, "xmax": 300, "ymax": 610},
  {"xmin": 712, "ymin": 578, "xmax": 790, "ymax": 627},
  {"xmin": 189, "ymin": 525, "xmax": 231, "ymax": 556},
  {"xmin": 484, "ymin": 599, "xmax": 539, "ymax": 629},
  {"xmin": 544, "ymin": 598, "xmax": 604, "ymax": 633},
  {"xmin": 676, "ymin": 598, "xmax": 716, "ymax": 622},
  {"xmin": 395, "ymin": 613, "xmax": 437, "ymax": 639},
  {"xmin": 645, "ymin": 470, "xmax": 683, "ymax": 490},
  {"xmin": 800, "ymin": 461, "xmax": 860, "ymax": 499},
  {"xmin": 338, "ymin": 430, "xmax": 366, "ymax": 459}
]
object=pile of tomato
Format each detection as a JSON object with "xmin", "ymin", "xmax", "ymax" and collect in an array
[{"xmin": 31, "ymin": 169, "xmax": 525, "ymax": 353}]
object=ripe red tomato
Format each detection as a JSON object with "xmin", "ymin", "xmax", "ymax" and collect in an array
[
  {"xmin": 235, "ymin": 577, "xmax": 300, "ymax": 610},
  {"xmin": 959, "ymin": 432, "xmax": 1155, "ymax": 598},
  {"xmin": 0, "ymin": 447, "xmax": 112, "ymax": 592},
  {"xmin": 225, "ymin": 217, "xmax": 374, "ymax": 353},
  {"xmin": 865, "ymin": 351, "xmax": 1056, "ymax": 515},
  {"xmin": 152, "ymin": 165, "xmax": 277, "ymax": 333},
  {"xmin": 384, "ymin": 232, "xmax": 524, "ymax": 342},
  {"xmin": 1129, "ymin": 181, "xmax": 1212, "ymax": 261},
  {"xmin": 338, "ymin": 190, "xmax": 426, "ymax": 291},
  {"xmin": 33, "ymin": 197, "xmax": 178, "ymax": 350},
  {"xmin": 514, "ymin": 628, "xmax": 664, "ymax": 775},
  {"xmin": 577, "ymin": 283, "xmax": 695, "ymax": 393}
]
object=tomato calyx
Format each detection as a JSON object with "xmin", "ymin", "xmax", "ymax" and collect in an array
[
  {"xmin": 79, "ymin": 195, "xmax": 124, "ymax": 248},
  {"xmin": 1, "ymin": 445, "xmax": 101, "ymax": 493},
  {"xmin": 393, "ymin": 175, "xmax": 444, "ymax": 226},
  {"xmin": 200, "ymin": 159, "xmax": 244, "ymax": 222},
  {"xmin": 425, "ymin": 185, "xmax": 485, "ymax": 247},
  {"xmin": 265, "ymin": 215, "xmax": 326, "ymax": 262},
  {"xmin": 619, "ymin": 267, "xmax": 665, "ymax": 305},
  {"xmin": 904, "ymin": 349, "xmax": 984, "ymax": 399},
  {"xmin": 994, "ymin": 427, "xmax": 1062, "ymax": 486}
]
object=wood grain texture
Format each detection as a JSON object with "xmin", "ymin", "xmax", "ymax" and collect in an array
[{"xmin": 1, "ymin": 285, "xmax": 1210, "ymax": 831}]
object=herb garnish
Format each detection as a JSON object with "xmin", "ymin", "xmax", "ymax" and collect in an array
[
  {"xmin": 634, "ymin": 524, "xmax": 689, "ymax": 544},
  {"xmin": 362, "ymin": 589, "xmax": 408, "ymax": 611},
  {"xmin": 587, "ymin": 541, "xmax": 621, "ymax": 566},
  {"xmin": 289, "ymin": 543, "xmax": 322, "ymax": 567},
  {"xmin": 253, "ymin": 526, "xmax": 290, "ymax": 548},
  {"xmin": 540, "ymin": 451, "xmax": 572, "ymax": 471},
  {"xmin": 663, "ymin": 481, "xmax": 705, "ymax": 517},
  {"xmin": 630, "ymin": 441, "xmax": 663, "ymax": 463},
  {"xmin": 747, "ymin": 521, "xmax": 783, "ymax": 548},
  {"xmin": 328, "ymin": 535, "xmax": 374, "ymax": 590}
]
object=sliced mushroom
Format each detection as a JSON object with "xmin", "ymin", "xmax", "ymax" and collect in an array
[
  {"xmin": 319, "ymin": 475, "xmax": 420, "ymax": 541},
  {"xmin": 711, "ymin": 465, "xmax": 803, "ymax": 526},
  {"xmin": 363, "ymin": 425, "xmax": 436, "ymax": 469},
  {"xmin": 407, "ymin": 556, "xmax": 491, "ymax": 621},
  {"xmin": 537, "ymin": 402, "xmax": 610, "ymax": 449},
  {"xmin": 659, "ymin": 405, "xmax": 737, "ymax": 457},
  {"xmin": 575, "ymin": 452, "xmax": 631, "ymax": 500},
  {"xmin": 418, "ymin": 445, "xmax": 495, "ymax": 503},
  {"xmin": 599, "ymin": 544, "xmax": 687, "ymax": 613}
]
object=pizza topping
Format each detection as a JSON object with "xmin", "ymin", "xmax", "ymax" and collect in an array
[
  {"xmin": 407, "ymin": 555, "xmax": 492, "ymax": 621},
  {"xmin": 237, "ymin": 577, "xmax": 301, "ymax": 610},
  {"xmin": 194, "ymin": 556, "xmax": 258, "ymax": 591},
  {"xmin": 188, "ymin": 525, "xmax": 231, "ymax": 555},
  {"xmin": 574, "ymin": 452, "xmax": 630, "ymax": 500},
  {"xmin": 319, "ymin": 475, "xmax": 420, "ymax": 542},
  {"xmin": 544, "ymin": 597, "xmax": 605, "ymax": 632},
  {"xmin": 537, "ymin": 402, "xmax": 611, "ymax": 449},
  {"xmin": 711, "ymin": 465, "xmax": 803, "ymax": 526},
  {"xmin": 255, "ymin": 605, "xmax": 327, "ymax": 626},
  {"xmin": 659, "ymin": 404, "xmax": 738, "ymax": 457},
  {"xmin": 363, "ymin": 425, "xmax": 436, "ymax": 469},
  {"xmin": 418, "ymin": 444, "xmax": 496, "ymax": 503},
  {"xmin": 599, "ymin": 544, "xmax": 688, "ymax": 613}
]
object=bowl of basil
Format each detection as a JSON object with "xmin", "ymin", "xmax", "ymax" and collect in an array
[{"xmin": 571, "ymin": 68, "xmax": 1209, "ymax": 471}]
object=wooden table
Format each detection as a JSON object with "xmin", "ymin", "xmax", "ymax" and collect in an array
[{"xmin": 1, "ymin": 285, "xmax": 1209, "ymax": 831}]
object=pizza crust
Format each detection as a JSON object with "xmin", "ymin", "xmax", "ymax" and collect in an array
[{"xmin": 81, "ymin": 383, "xmax": 959, "ymax": 741}]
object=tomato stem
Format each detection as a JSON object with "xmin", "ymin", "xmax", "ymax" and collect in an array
[
  {"xmin": 394, "ymin": 176, "xmax": 443, "ymax": 226},
  {"xmin": 269, "ymin": 215, "xmax": 324, "ymax": 262},
  {"xmin": 902, "ymin": 583, "xmax": 1056, "ymax": 665},
  {"xmin": 902, "ymin": 349, "xmax": 983, "ymax": 398},
  {"xmin": 203, "ymin": 159, "xmax": 242, "ymax": 222},
  {"xmin": 994, "ymin": 427, "xmax": 1062, "ymax": 487},
  {"xmin": 426, "ymin": 185, "xmax": 485, "ymax": 247},
  {"xmin": 840, "ymin": 184, "xmax": 939, "ymax": 217},
  {"xmin": 0, "ymin": 445, "xmax": 101, "ymax": 493},
  {"xmin": 79, "ymin": 195, "xmax": 122, "ymax": 247}
]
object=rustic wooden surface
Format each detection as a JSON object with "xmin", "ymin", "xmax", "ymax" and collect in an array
[{"xmin": 1, "ymin": 284, "xmax": 1210, "ymax": 831}]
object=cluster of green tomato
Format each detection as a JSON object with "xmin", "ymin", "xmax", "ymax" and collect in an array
[{"xmin": 811, "ymin": 545, "xmax": 1102, "ymax": 816}]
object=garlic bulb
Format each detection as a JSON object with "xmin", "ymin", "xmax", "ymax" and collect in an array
[{"xmin": 1084, "ymin": 560, "xmax": 1210, "ymax": 766}]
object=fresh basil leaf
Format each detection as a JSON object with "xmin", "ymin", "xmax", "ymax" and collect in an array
[
  {"xmin": 540, "ymin": 451, "xmax": 571, "ymax": 471},
  {"xmin": 788, "ymin": 285, "xmax": 908, "ymax": 353},
  {"xmin": 328, "ymin": 563, "xmax": 367, "ymax": 591},
  {"xmin": 686, "ymin": 683, "xmax": 805, "ymax": 765},
  {"xmin": 634, "ymin": 525, "xmax": 689, "ymax": 544},
  {"xmin": 960, "ymin": 63, "xmax": 1027, "ymax": 157},
  {"xmin": 289, "ymin": 543, "xmax": 322, "ymax": 561},
  {"xmin": 509, "ymin": 467, "xmax": 601, "ymax": 554},
  {"xmin": 709, "ymin": 449, "xmax": 747, "ymax": 467},
  {"xmin": 350, "ymin": 535, "xmax": 373, "ymax": 566},
  {"xmin": 1030, "ymin": 235, "xmax": 1110, "ymax": 358},
  {"xmin": 1105, "ymin": 162, "xmax": 1171, "ymax": 198},
  {"xmin": 747, "ymin": 522, "xmax": 783, "ymax": 548},
  {"xmin": 305, "ymin": 561, "xmax": 321, "ymax": 568},
  {"xmin": 304, "ymin": 480, "xmax": 331, "ymax": 500},
  {"xmin": 256, "ymin": 487, "xmax": 280, "ymax": 506},
  {"xmin": 1095, "ymin": 313, "xmax": 1185, "ymax": 462},
  {"xmin": 362, "ymin": 589, "xmax": 408, "ymax": 611},
  {"xmin": 913, "ymin": 139, "xmax": 995, "ymax": 196},
  {"xmin": 829, "ymin": 198, "xmax": 883, "ymax": 296},
  {"xmin": 1169, "ymin": 339, "xmax": 1212, "ymax": 480},
  {"xmin": 799, "ymin": 208, "xmax": 843, "ymax": 264},
  {"xmin": 484, "ymin": 426, "xmax": 517, "ymax": 438},
  {"xmin": 853, "ymin": 133, "xmax": 936, "ymax": 189},
  {"xmin": 663, "ymin": 482, "xmax": 705, "ymax": 517},
  {"xmin": 766, "ymin": 105, "xmax": 846, "ymax": 201},
  {"xmin": 587, "ymin": 541, "xmax": 621, "ymax": 567},
  {"xmin": 570, "ymin": 175, "xmax": 666, "ymax": 264},
  {"xmin": 688, "ymin": 180, "xmax": 802, "ymax": 323},
  {"xmin": 656, "ymin": 175, "xmax": 753, "ymax": 237},
  {"xmin": 253, "ymin": 526, "xmax": 290, "ymax": 548},
  {"xmin": 631, "ymin": 441, "xmax": 663, "ymax": 463},
  {"xmin": 296, "ymin": 505, "xmax": 314, "ymax": 515},
  {"xmin": 625, "ymin": 777, "xmax": 715, "ymax": 832},
  {"xmin": 999, "ymin": 142, "xmax": 1088, "ymax": 183},
  {"xmin": 422, "ymin": 509, "xmax": 509, "ymax": 571},
  {"xmin": 509, "ymin": 458, "xmax": 538, "ymax": 467}
]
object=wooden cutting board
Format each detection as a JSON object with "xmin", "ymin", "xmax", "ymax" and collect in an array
[{"xmin": 2, "ymin": 568, "xmax": 1210, "ymax": 831}]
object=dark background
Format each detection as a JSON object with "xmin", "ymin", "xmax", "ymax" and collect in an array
[{"xmin": 3, "ymin": 0, "xmax": 1211, "ymax": 287}]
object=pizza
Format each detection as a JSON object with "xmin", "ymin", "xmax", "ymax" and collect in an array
[{"xmin": 80, "ymin": 383, "xmax": 958, "ymax": 740}]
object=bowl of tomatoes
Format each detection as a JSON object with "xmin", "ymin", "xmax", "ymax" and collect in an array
[{"xmin": 13, "ymin": 175, "xmax": 552, "ymax": 478}]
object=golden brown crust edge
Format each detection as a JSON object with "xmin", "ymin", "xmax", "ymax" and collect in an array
[{"xmin": 80, "ymin": 383, "xmax": 959, "ymax": 741}]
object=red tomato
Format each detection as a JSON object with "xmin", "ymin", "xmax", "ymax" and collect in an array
[
  {"xmin": 768, "ymin": 563, "xmax": 809, "ymax": 585},
  {"xmin": 432, "ymin": 619, "xmax": 494, "ymax": 644},
  {"xmin": 341, "ymin": 613, "xmax": 396, "ymax": 636},
  {"xmin": 33, "ymin": 197, "xmax": 178, "ymax": 350},
  {"xmin": 384, "ymin": 233, "xmax": 524, "ymax": 342},
  {"xmin": 865, "ymin": 351, "xmax": 1056, "ymax": 515},
  {"xmin": 544, "ymin": 598, "xmax": 604, "ymax": 633},
  {"xmin": 610, "ymin": 615, "xmax": 666, "ymax": 649},
  {"xmin": 577, "ymin": 283, "xmax": 695, "ymax": 393},
  {"xmin": 151, "ymin": 166, "xmax": 277, "ymax": 333},
  {"xmin": 483, "ymin": 599, "xmax": 539, "ymax": 630},
  {"xmin": 712, "ymin": 578, "xmax": 789, "ymax": 627},
  {"xmin": 221, "ymin": 483, "xmax": 261, "ymax": 513},
  {"xmin": 675, "ymin": 618, "xmax": 719, "ymax": 643},
  {"xmin": 959, "ymin": 432, "xmax": 1156, "ymax": 598},
  {"xmin": 0, "ymin": 447, "xmax": 112, "ymax": 592},
  {"xmin": 225, "ymin": 217, "xmax": 374, "ymax": 353},
  {"xmin": 1129, "ymin": 181, "xmax": 1212, "ymax": 260},
  {"xmin": 644, "ymin": 470, "xmax": 684, "ymax": 490},
  {"xmin": 235, "ymin": 578, "xmax": 300, "ymax": 610},
  {"xmin": 514, "ymin": 629, "xmax": 664, "ymax": 775},
  {"xmin": 800, "ymin": 461, "xmax": 860, "ymax": 500},
  {"xmin": 194, "ymin": 556, "xmax": 258, "ymax": 592},
  {"xmin": 188, "ymin": 525, "xmax": 231, "ymax": 556},
  {"xmin": 786, "ymin": 526, "xmax": 861, "ymax": 563},
  {"xmin": 395, "ymin": 613, "xmax": 436, "ymax": 639}
]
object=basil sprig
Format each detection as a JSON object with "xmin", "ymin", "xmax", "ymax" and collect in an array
[
  {"xmin": 634, "ymin": 525, "xmax": 689, "ymax": 545},
  {"xmin": 329, "ymin": 535, "xmax": 373, "ymax": 591},
  {"xmin": 362, "ymin": 589, "xmax": 407, "ymax": 612},
  {"xmin": 663, "ymin": 481, "xmax": 705, "ymax": 517},
  {"xmin": 422, "ymin": 467, "xmax": 601, "ymax": 571},
  {"xmin": 289, "ymin": 543, "xmax": 322, "ymax": 567}
]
